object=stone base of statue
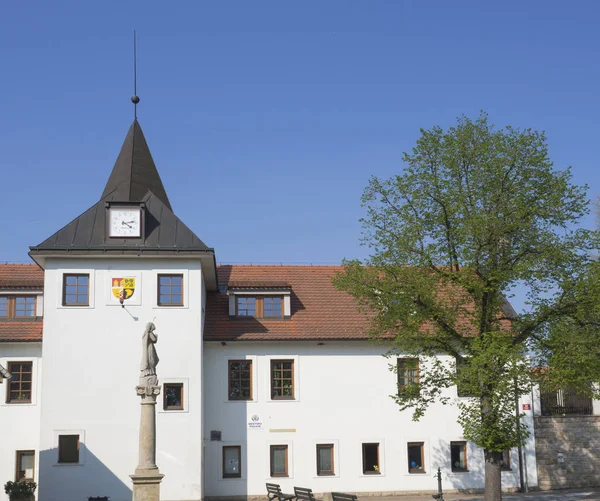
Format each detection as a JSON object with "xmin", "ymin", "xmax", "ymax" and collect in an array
[{"xmin": 131, "ymin": 384, "xmax": 164, "ymax": 501}]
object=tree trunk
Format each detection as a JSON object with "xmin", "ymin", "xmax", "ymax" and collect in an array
[{"xmin": 484, "ymin": 449, "xmax": 503, "ymax": 501}]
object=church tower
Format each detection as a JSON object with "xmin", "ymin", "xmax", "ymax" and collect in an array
[{"xmin": 29, "ymin": 119, "xmax": 216, "ymax": 501}]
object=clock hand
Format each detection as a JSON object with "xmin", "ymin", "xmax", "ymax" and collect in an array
[
  {"xmin": 121, "ymin": 221, "xmax": 132, "ymax": 228},
  {"xmin": 124, "ymin": 220, "xmax": 136, "ymax": 224}
]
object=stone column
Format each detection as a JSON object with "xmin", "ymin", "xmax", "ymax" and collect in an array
[{"xmin": 130, "ymin": 385, "xmax": 164, "ymax": 501}]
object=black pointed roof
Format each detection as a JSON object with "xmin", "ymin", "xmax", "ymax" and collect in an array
[
  {"xmin": 29, "ymin": 120, "xmax": 218, "ymax": 289},
  {"xmin": 101, "ymin": 119, "xmax": 172, "ymax": 210}
]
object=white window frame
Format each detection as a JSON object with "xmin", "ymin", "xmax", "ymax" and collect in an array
[
  {"xmin": 53, "ymin": 429, "xmax": 86, "ymax": 466},
  {"xmin": 152, "ymin": 270, "xmax": 190, "ymax": 309},
  {"xmin": 224, "ymin": 356, "xmax": 258, "ymax": 404},
  {"xmin": 313, "ymin": 439, "xmax": 340, "ymax": 478},
  {"xmin": 1, "ymin": 357, "xmax": 38, "ymax": 407},
  {"xmin": 359, "ymin": 439, "xmax": 386, "ymax": 477},
  {"xmin": 266, "ymin": 355, "xmax": 300, "ymax": 403},
  {"xmin": 57, "ymin": 270, "xmax": 95, "ymax": 309},
  {"xmin": 159, "ymin": 378, "xmax": 189, "ymax": 413},
  {"xmin": 218, "ymin": 441, "xmax": 246, "ymax": 481}
]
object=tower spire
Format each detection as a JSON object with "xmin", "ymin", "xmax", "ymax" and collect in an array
[{"xmin": 131, "ymin": 30, "xmax": 140, "ymax": 119}]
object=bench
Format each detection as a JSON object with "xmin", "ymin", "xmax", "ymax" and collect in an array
[
  {"xmin": 331, "ymin": 493, "xmax": 357, "ymax": 501},
  {"xmin": 266, "ymin": 483, "xmax": 295, "ymax": 501},
  {"xmin": 294, "ymin": 486, "xmax": 318, "ymax": 501}
]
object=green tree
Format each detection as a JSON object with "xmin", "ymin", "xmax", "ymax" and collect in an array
[{"xmin": 333, "ymin": 113, "xmax": 600, "ymax": 501}]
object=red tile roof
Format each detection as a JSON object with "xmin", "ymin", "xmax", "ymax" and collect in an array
[
  {"xmin": 0, "ymin": 264, "xmax": 44, "ymax": 342},
  {"xmin": 0, "ymin": 322, "xmax": 43, "ymax": 342},
  {"xmin": 0, "ymin": 264, "xmax": 43, "ymax": 288},
  {"xmin": 205, "ymin": 265, "xmax": 370, "ymax": 341}
]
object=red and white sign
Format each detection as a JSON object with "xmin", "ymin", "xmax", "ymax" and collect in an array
[{"xmin": 522, "ymin": 403, "xmax": 531, "ymax": 411}]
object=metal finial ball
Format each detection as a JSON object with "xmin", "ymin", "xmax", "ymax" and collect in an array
[{"xmin": 131, "ymin": 95, "xmax": 140, "ymax": 104}]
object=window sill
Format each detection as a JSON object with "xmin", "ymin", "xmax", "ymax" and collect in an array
[
  {"xmin": 53, "ymin": 463, "xmax": 84, "ymax": 467},
  {"xmin": 451, "ymin": 469, "xmax": 469, "ymax": 473},
  {"xmin": 409, "ymin": 470, "xmax": 427, "ymax": 474}
]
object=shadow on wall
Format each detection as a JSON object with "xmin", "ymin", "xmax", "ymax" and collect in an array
[
  {"xmin": 38, "ymin": 445, "xmax": 131, "ymax": 501},
  {"xmin": 430, "ymin": 439, "xmax": 485, "ymax": 494}
]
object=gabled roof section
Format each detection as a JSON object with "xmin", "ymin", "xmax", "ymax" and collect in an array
[
  {"xmin": 101, "ymin": 119, "xmax": 172, "ymax": 210},
  {"xmin": 28, "ymin": 119, "xmax": 218, "ymax": 289},
  {"xmin": 0, "ymin": 264, "xmax": 43, "ymax": 288},
  {"xmin": 30, "ymin": 191, "xmax": 210, "ymax": 252},
  {"xmin": 205, "ymin": 265, "xmax": 371, "ymax": 341}
]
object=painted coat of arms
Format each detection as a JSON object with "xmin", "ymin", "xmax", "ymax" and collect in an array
[{"xmin": 111, "ymin": 277, "xmax": 136, "ymax": 304}]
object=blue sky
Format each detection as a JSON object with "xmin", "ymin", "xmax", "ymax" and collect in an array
[{"xmin": 1, "ymin": 1, "xmax": 599, "ymax": 283}]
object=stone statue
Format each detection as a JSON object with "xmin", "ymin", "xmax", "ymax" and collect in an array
[{"xmin": 139, "ymin": 322, "xmax": 159, "ymax": 387}]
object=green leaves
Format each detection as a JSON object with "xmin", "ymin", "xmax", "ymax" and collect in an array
[{"xmin": 334, "ymin": 112, "xmax": 600, "ymax": 453}]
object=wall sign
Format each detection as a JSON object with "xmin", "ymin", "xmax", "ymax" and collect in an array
[
  {"xmin": 557, "ymin": 452, "xmax": 565, "ymax": 464},
  {"xmin": 522, "ymin": 403, "xmax": 531, "ymax": 411},
  {"xmin": 248, "ymin": 414, "xmax": 262, "ymax": 429},
  {"xmin": 106, "ymin": 273, "xmax": 142, "ymax": 306}
]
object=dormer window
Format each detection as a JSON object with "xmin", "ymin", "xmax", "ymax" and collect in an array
[
  {"xmin": 235, "ymin": 296, "xmax": 283, "ymax": 319},
  {"xmin": 227, "ymin": 283, "xmax": 291, "ymax": 319}
]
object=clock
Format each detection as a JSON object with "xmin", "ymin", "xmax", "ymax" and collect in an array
[{"xmin": 108, "ymin": 206, "xmax": 142, "ymax": 238}]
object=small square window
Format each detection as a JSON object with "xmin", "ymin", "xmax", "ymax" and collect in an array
[
  {"xmin": 228, "ymin": 360, "xmax": 252, "ymax": 401},
  {"xmin": 236, "ymin": 297, "xmax": 256, "ymax": 317},
  {"xmin": 270, "ymin": 445, "xmax": 288, "ymax": 477},
  {"xmin": 223, "ymin": 446, "xmax": 242, "ymax": 478},
  {"xmin": 362, "ymin": 443, "xmax": 380, "ymax": 474},
  {"xmin": 15, "ymin": 450, "xmax": 35, "ymax": 481},
  {"xmin": 15, "ymin": 297, "xmax": 36, "ymax": 317},
  {"xmin": 317, "ymin": 444, "xmax": 334, "ymax": 476},
  {"xmin": 271, "ymin": 360, "xmax": 294, "ymax": 400},
  {"xmin": 6, "ymin": 362, "xmax": 32, "ymax": 404},
  {"xmin": 263, "ymin": 297, "xmax": 283, "ymax": 318},
  {"xmin": 163, "ymin": 383, "xmax": 184, "ymax": 410},
  {"xmin": 62, "ymin": 274, "xmax": 89, "ymax": 306},
  {"xmin": 158, "ymin": 274, "xmax": 183, "ymax": 306},
  {"xmin": 58, "ymin": 435, "xmax": 80, "ymax": 464},
  {"xmin": 0, "ymin": 297, "xmax": 7, "ymax": 317},
  {"xmin": 451, "ymin": 441, "xmax": 468, "ymax": 472},
  {"xmin": 408, "ymin": 442, "xmax": 425, "ymax": 473}
]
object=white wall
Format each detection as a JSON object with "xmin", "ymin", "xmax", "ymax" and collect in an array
[
  {"xmin": 203, "ymin": 341, "xmax": 538, "ymax": 497},
  {"xmin": 0, "ymin": 342, "xmax": 43, "ymax": 500},
  {"xmin": 38, "ymin": 257, "xmax": 205, "ymax": 501}
]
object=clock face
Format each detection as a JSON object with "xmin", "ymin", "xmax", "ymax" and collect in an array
[{"xmin": 108, "ymin": 207, "xmax": 142, "ymax": 238}]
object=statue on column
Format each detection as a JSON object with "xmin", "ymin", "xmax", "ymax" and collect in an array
[{"xmin": 139, "ymin": 322, "xmax": 159, "ymax": 388}]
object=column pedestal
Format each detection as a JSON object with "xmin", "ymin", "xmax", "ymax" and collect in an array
[{"xmin": 131, "ymin": 385, "xmax": 164, "ymax": 501}]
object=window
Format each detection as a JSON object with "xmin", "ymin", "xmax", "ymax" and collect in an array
[
  {"xmin": 58, "ymin": 435, "xmax": 79, "ymax": 464},
  {"xmin": 407, "ymin": 442, "xmax": 425, "ymax": 473},
  {"xmin": 223, "ymin": 446, "xmax": 241, "ymax": 478},
  {"xmin": 397, "ymin": 358, "xmax": 419, "ymax": 389},
  {"xmin": 228, "ymin": 360, "xmax": 252, "ymax": 400},
  {"xmin": 317, "ymin": 444, "xmax": 334, "ymax": 476},
  {"xmin": 63, "ymin": 274, "xmax": 89, "ymax": 306},
  {"xmin": 271, "ymin": 360, "xmax": 294, "ymax": 400},
  {"xmin": 0, "ymin": 296, "xmax": 36, "ymax": 318},
  {"xmin": 235, "ymin": 296, "xmax": 283, "ymax": 318},
  {"xmin": 6, "ymin": 362, "xmax": 32, "ymax": 403},
  {"xmin": 501, "ymin": 449, "xmax": 511, "ymax": 470},
  {"xmin": 270, "ymin": 445, "xmax": 288, "ymax": 477},
  {"xmin": 362, "ymin": 443, "xmax": 380, "ymax": 474},
  {"xmin": 15, "ymin": 450, "xmax": 35, "ymax": 481},
  {"xmin": 158, "ymin": 274, "xmax": 183, "ymax": 306},
  {"xmin": 163, "ymin": 383, "xmax": 183, "ymax": 410},
  {"xmin": 451, "ymin": 441, "xmax": 468, "ymax": 472}
]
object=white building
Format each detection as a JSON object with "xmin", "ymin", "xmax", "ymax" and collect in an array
[{"xmin": 1, "ymin": 118, "xmax": 541, "ymax": 501}]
